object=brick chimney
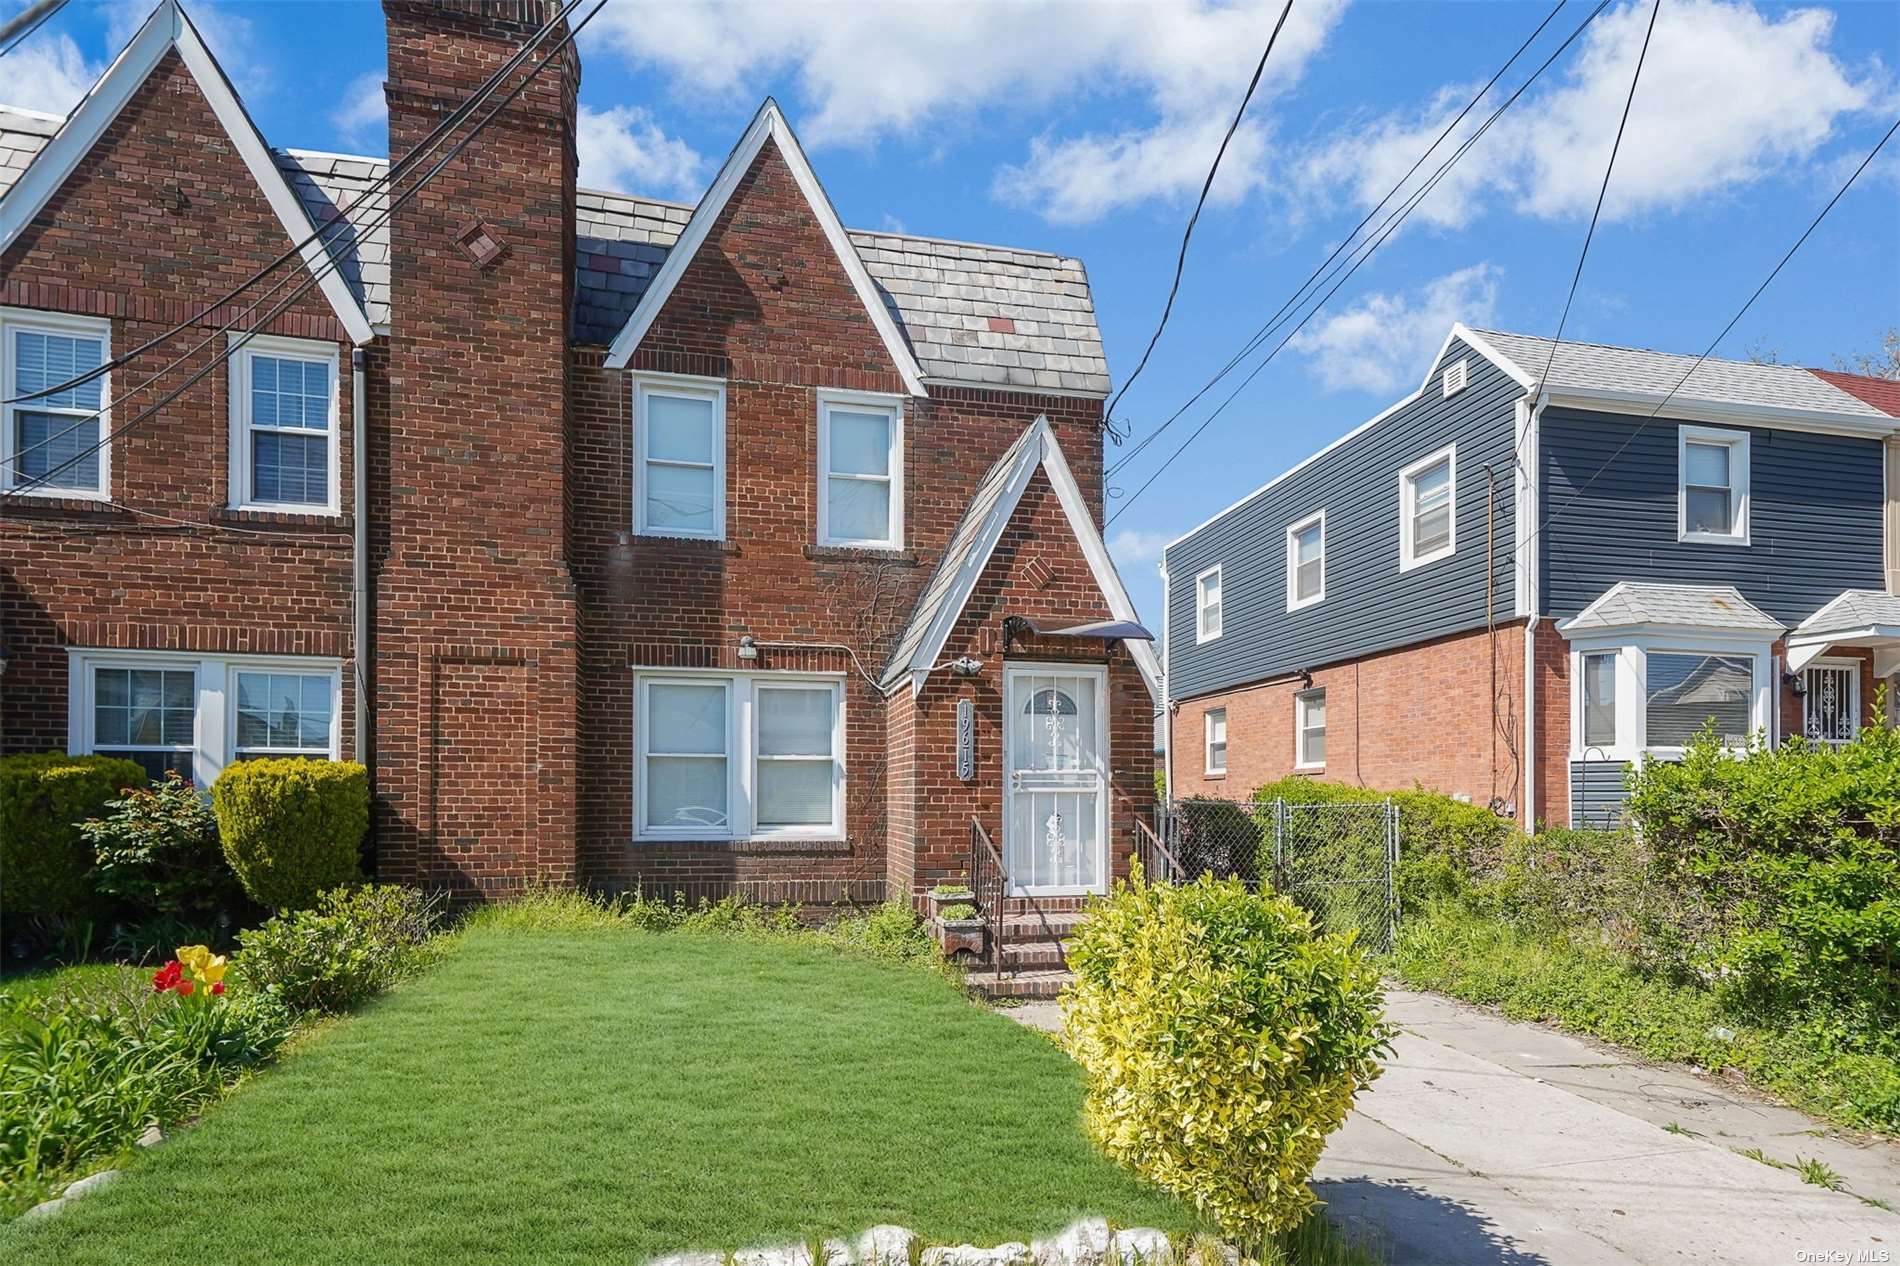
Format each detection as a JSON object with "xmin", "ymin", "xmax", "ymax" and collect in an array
[{"xmin": 376, "ymin": 1, "xmax": 581, "ymax": 897}]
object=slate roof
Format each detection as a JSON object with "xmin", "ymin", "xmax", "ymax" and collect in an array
[
  {"xmin": 1470, "ymin": 328, "xmax": 1892, "ymax": 419},
  {"xmin": 0, "ymin": 101, "xmax": 1109, "ymax": 393},
  {"xmin": 879, "ymin": 417, "xmax": 1047, "ymax": 690},
  {"xmin": 0, "ymin": 106, "xmax": 59, "ymax": 199},
  {"xmin": 1793, "ymin": 589, "xmax": 1900, "ymax": 635},
  {"xmin": 1559, "ymin": 582, "xmax": 1784, "ymax": 634}
]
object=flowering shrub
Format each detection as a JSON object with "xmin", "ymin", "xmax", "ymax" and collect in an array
[
  {"xmin": 153, "ymin": 944, "xmax": 230, "ymax": 1000},
  {"xmin": 84, "ymin": 773, "xmax": 244, "ymax": 921}
]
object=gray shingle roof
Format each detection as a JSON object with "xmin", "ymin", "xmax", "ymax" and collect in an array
[
  {"xmin": 1794, "ymin": 589, "xmax": 1900, "ymax": 635},
  {"xmin": 1559, "ymin": 582, "xmax": 1784, "ymax": 634},
  {"xmin": 879, "ymin": 418, "xmax": 1047, "ymax": 689},
  {"xmin": 275, "ymin": 148, "xmax": 391, "ymax": 326},
  {"xmin": 1471, "ymin": 328, "xmax": 1889, "ymax": 419},
  {"xmin": 0, "ymin": 105, "xmax": 59, "ymax": 200}
]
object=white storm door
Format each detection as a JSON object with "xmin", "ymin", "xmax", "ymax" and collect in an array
[{"xmin": 1003, "ymin": 664, "xmax": 1108, "ymax": 896}]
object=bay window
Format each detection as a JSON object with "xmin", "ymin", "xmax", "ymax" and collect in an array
[
  {"xmin": 636, "ymin": 673, "xmax": 844, "ymax": 841},
  {"xmin": 1566, "ymin": 639, "xmax": 1770, "ymax": 760}
]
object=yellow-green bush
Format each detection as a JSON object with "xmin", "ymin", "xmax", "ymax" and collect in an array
[
  {"xmin": 1062, "ymin": 871, "xmax": 1390, "ymax": 1240},
  {"xmin": 212, "ymin": 759, "xmax": 367, "ymax": 910},
  {"xmin": 0, "ymin": 753, "xmax": 145, "ymax": 918}
]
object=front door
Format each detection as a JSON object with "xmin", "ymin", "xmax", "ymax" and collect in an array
[{"xmin": 1003, "ymin": 664, "xmax": 1108, "ymax": 896}]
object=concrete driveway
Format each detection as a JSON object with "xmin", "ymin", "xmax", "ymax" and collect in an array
[
  {"xmin": 1006, "ymin": 989, "xmax": 1898, "ymax": 1264},
  {"xmin": 1315, "ymin": 990, "xmax": 1898, "ymax": 1265}
]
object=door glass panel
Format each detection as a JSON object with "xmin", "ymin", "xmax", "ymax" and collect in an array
[{"xmin": 1006, "ymin": 671, "xmax": 1103, "ymax": 891}]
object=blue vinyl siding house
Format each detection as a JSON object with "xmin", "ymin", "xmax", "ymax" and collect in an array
[{"xmin": 1161, "ymin": 324, "xmax": 1899, "ymax": 828}]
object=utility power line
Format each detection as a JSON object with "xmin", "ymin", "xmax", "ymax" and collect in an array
[
  {"xmin": 1103, "ymin": 0, "xmax": 1295, "ymax": 438},
  {"xmin": 0, "ymin": 0, "xmax": 65, "ymax": 60}
]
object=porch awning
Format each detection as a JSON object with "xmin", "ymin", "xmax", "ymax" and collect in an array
[
  {"xmin": 1005, "ymin": 615, "xmax": 1155, "ymax": 642},
  {"xmin": 1786, "ymin": 589, "xmax": 1900, "ymax": 676}
]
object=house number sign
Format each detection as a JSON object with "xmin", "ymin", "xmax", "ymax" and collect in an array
[{"xmin": 956, "ymin": 699, "xmax": 975, "ymax": 782}]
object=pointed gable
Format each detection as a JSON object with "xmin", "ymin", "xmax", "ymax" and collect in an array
[
  {"xmin": 0, "ymin": 1, "xmax": 373, "ymax": 344},
  {"xmin": 603, "ymin": 99, "xmax": 926, "ymax": 396}
]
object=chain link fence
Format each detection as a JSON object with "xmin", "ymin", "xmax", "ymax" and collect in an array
[{"xmin": 1151, "ymin": 797, "xmax": 1399, "ymax": 950}]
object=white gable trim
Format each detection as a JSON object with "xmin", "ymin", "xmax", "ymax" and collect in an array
[
  {"xmin": 900, "ymin": 415, "xmax": 1161, "ymax": 700},
  {"xmin": 0, "ymin": 2, "xmax": 374, "ymax": 346},
  {"xmin": 602, "ymin": 98, "xmax": 927, "ymax": 397}
]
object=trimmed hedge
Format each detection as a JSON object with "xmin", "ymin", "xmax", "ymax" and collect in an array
[
  {"xmin": 212, "ymin": 759, "xmax": 368, "ymax": 910},
  {"xmin": 0, "ymin": 753, "xmax": 146, "ymax": 918}
]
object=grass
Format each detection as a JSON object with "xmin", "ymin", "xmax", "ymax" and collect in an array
[
  {"xmin": 1, "ymin": 925, "xmax": 1197, "ymax": 1264},
  {"xmin": 0, "ymin": 964, "xmax": 148, "ymax": 1031},
  {"xmin": 1390, "ymin": 905, "xmax": 1900, "ymax": 1135}
]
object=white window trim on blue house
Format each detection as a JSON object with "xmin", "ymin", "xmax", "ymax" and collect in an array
[
  {"xmin": 1195, "ymin": 564, "xmax": 1223, "ymax": 644},
  {"xmin": 1398, "ymin": 443, "xmax": 1457, "ymax": 572},
  {"xmin": 1564, "ymin": 630, "xmax": 1775, "ymax": 764},
  {"xmin": 1285, "ymin": 509, "xmax": 1326, "ymax": 612},
  {"xmin": 1677, "ymin": 423, "xmax": 1751, "ymax": 546}
]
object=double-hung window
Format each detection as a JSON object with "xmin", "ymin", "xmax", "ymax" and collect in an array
[
  {"xmin": 1286, "ymin": 512, "xmax": 1325, "ymax": 610},
  {"xmin": 230, "ymin": 335, "xmax": 338, "ymax": 512},
  {"xmin": 2, "ymin": 310, "xmax": 110, "ymax": 499},
  {"xmin": 1581, "ymin": 651, "xmax": 1617, "ymax": 750},
  {"xmin": 1678, "ymin": 425, "xmax": 1749, "ymax": 544},
  {"xmin": 636, "ymin": 674, "xmax": 844, "ymax": 841},
  {"xmin": 70, "ymin": 651, "xmax": 340, "ymax": 786},
  {"xmin": 1399, "ymin": 445, "xmax": 1455, "ymax": 570},
  {"xmin": 1204, "ymin": 708, "xmax": 1227, "ymax": 775},
  {"xmin": 1295, "ymin": 689, "xmax": 1326, "ymax": 769},
  {"xmin": 817, "ymin": 392, "xmax": 903, "ymax": 549},
  {"xmin": 1195, "ymin": 565, "xmax": 1223, "ymax": 643},
  {"xmin": 635, "ymin": 375, "xmax": 724, "ymax": 539}
]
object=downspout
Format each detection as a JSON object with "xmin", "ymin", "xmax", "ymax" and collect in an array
[
  {"xmin": 1519, "ymin": 389, "xmax": 1544, "ymax": 831},
  {"xmin": 1158, "ymin": 559, "xmax": 1173, "ymax": 802},
  {"xmin": 1522, "ymin": 614, "xmax": 1539, "ymax": 830},
  {"xmin": 352, "ymin": 347, "xmax": 370, "ymax": 774}
]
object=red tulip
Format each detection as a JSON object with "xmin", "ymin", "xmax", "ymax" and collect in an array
[
  {"xmin": 176, "ymin": 979, "xmax": 195, "ymax": 997},
  {"xmin": 210, "ymin": 982, "xmax": 225, "ymax": 996}
]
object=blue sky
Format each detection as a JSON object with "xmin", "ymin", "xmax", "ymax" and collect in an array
[{"xmin": 9, "ymin": 0, "xmax": 1898, "ymax": 624}]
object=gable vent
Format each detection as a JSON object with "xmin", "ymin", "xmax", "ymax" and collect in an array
[{"xmin": 1442, "ymin": 358, "xmax": 1469, "ymax": 398}]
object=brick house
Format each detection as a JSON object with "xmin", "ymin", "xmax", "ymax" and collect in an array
[
  {"xmin": 0, "ymin": 0, "xmax": 1161, "ymax": 907},
  {"xmin": 1161, "ymin": 326, "xmax": 1899, "ymax": 827}
]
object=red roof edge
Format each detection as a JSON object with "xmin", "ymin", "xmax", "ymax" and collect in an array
[{"xmin": 1809, "ymin": 368, "xmax": 1900, "ymax": 418}]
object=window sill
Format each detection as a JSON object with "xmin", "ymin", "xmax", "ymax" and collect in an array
[
  {"xmin": 803, "ymin": 543, "xmax": 918, "ymax": 565},
  {"xmin": 1398, "ymin": 549, "xmax": 1454, "ymax": 574},
  {"xmin": 1202, "ymin": 771, "xmax": 1227, "ymax": 780},
  {"xmin": 217, "ymin": 507, "xmax": 350, "ymax": 531},
  {"xmin": 1292, "ymin": 765, "xmax": 1325, "ymax": 776},
  {"xmin": 1676, "ymin": 532, "xmax": 1749, "ymax": 547},
  {"xmin": 1, "ymin": 493, "xmax": 124, "ymax": 516},
  {"xmin": 629, "ymin": 835, "xmax": 852, "ymax": 854},
  {"xmin": 633, "ymin": 533, "xmax": 741, "ymax": 555}
]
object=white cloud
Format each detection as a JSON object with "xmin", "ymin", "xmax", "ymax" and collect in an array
[
  {"xmin": 1109, "ymin": 528, "xmax": 1173, "ymax": 567},
  {"xmin": 583, "ymin": 0, "xmax": 1349, "ymax": 223},
  {"xmin": 1, "ymin": 29, "xmax": 97, "ymax": 116},
  {"xmin": 576, "ymin": 105, "xmax": 707, "ymax": 199},
  {"xmin": 332, "ymin": 72, "xmax": 385, "ymax": 153},
  {"xmin": 1289, "ymin": 262, "xmax": 1501, "ymax": 394},
  {"xmin": 1300, "ymin": 0, "xmax": 1883, "ymax": 230}
]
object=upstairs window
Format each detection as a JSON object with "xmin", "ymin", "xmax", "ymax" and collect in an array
[
  {"xmin": 817, "ymin": 392, "xmax": 903, "ymax": 549},
  {"xmin": 1678, "ymin": 425, "xmax": 1749, "ymax": 544},
  {"xmin": 1295, "ymin": 689, "xmax": 1326, "ymax": 769},
  {"xmin": 2, "ymin": 311, "xmax": 109, "ymax": 499},
  {"xmin": 1286, "ymin": 511, "xmax": 1325, "ymax": 611},
  {"xmin": 1195, "ymin": 565, "xmax": 1223, "ymax": 643},
  {"xmin": 1204, "ymin": 708, "xmax": 1227, "ymax": 775},
  {"xmin": 1399, "ymin": 445, "xmax": 1455, "ymax": 571},
  {"xmin": 230, "ymin": 336, "xmax": 338, "ymax": 512},
  {"xmin": 635, "ymin": 375, "xmax": 725, "ymax": 539}
]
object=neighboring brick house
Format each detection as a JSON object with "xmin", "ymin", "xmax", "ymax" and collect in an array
[
  {"xmin": 1162, "ymin": 325, "xmax": 1900, "ymax": 828},
  {"xmin": 0, "ymin": 1, "xmax": 1161, "ymax": 907}
]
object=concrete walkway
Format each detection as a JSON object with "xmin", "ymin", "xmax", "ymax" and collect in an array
[{"xmin": 1006, "ymin": 989, "xmax": 1899, "ymax": 1264}]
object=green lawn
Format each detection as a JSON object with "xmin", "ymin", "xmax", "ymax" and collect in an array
[{"xmin": 1, "ymin": 927, "xmax": 1195, "ymax": 1264}]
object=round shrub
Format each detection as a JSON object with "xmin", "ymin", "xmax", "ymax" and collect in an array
[
  {"xmin": 0, "ymin": 753, "xmax": 146, "ymax": 919},
  {"xmin": 212, "ymin": 759, "xmax": 368, "ymax": 910},
  {"xmin": 1062, "ymin": 871, "xmax": 1390, "ymax": 1241}
]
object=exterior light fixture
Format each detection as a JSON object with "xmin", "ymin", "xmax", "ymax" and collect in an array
[
  {"xmin": 949, "ymin": 656, "xmax": 983, "ymax": 677},
  {"xmin": 737, "ymin": 635, "xmax": 759, "ymax": 661}
]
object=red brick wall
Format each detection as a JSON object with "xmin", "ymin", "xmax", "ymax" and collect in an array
[
  {"xmin": 374, "ymin": 0, "xmax": 582, "ymax": 898},
  {"xmin": 1, "ymin": 48, "xmax": 358, "ymax": 760},
  {"xmin": 1171, "ymin": 622, "xmax": 1529, "ymax": 817}
]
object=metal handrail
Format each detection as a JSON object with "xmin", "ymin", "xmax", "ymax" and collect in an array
[
  {"xmin": 1131, "ymin": 812, "xmax": 1185, "ymax": 883},
  {"xmin": 969, "ymin": 816, "xmax": 1009, "ymax": 971}
]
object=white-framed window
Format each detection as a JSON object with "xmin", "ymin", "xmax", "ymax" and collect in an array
[
  {"xmin": 1195, "ymin": 565, "xmax": 1223, "ymax": 643},
  {"xmin": 1564, "ymin": 636, "xmax": 1771, "ymax": 760},
  {"xmin": 1, "ymin": 308, "xmax": 111, "ymax": 499},
  {"xmin": 1204, "ymin": 708, "xmax": 1227, "ymax": 775},
  {"xmin": 228, "ymin": 334, "xmax": 340, "ymax": 513},
  {"xmin": 1678, "ymin": 424, "xmax": 1749, "ymax": 545},
  {"xmin": 817, "ymin": 390, "xmax": 903, "ymax": 549},
  {"xmin": 1286, "ymin": 511, "xmax": 1325, "ymax": 611},
  {"xmin": 634, "ymin": 373, "xmax": 725, "ymax": 540},
  {"xmin": 1399, "ymin": 444, "xmax": 1456, "ymax": 571},
  {"xmin": 635, "ymin": 672, "xmax": 844, "ymax": 842},
  {"xmin": 1295, "ymin": 689, "xmax": 1326, "ymax": 769},
  {"xmin": 1801, "ymin": 660, "xmax": 1860, "ymax": 747},
  {"xmin": 68, "ymin": 649, "xmax": 341, "ymax": 786},
  {"xmin": 1580, "ymin": 650, "xmax": 1617, "ymax": 750}
]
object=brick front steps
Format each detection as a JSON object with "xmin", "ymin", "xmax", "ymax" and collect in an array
[{"xmin": 966, "ymin": 910, "xmax": 1080, "ymax": 1000}]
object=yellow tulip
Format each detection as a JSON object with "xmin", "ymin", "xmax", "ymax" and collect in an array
[
  {"xmin": 176, "ymin": 945, "xmax": 212, "ymax": 975},
  {"xmin": 200, "ymin": 955, "xmax": 228, "ymax": 985}
]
